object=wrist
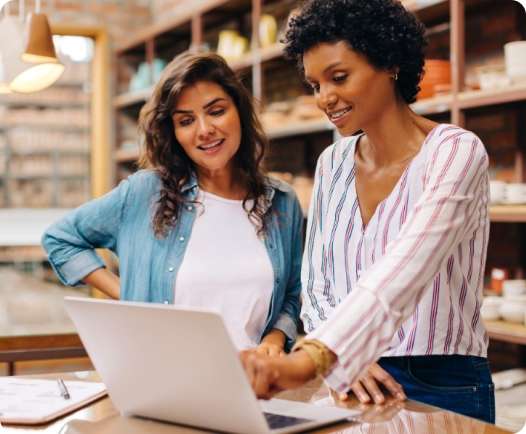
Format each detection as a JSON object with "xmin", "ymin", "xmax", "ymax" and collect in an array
[
  {"xmin": 261, "ymin": 329, "xmax": 286, "ymax": 348},
  {"xmin": 291, "ymin": 339, "xmax": 336, "ymax": 376}
]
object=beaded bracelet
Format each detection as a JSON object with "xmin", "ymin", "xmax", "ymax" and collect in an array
[{"xmin": 292, "ymin": 338, "xmax": 335, "ymax": 376}]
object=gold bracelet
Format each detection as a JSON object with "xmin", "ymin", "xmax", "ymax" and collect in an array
[{"xmin": 292, "ymin": 339, "xmax": 334, "ymax": 376}]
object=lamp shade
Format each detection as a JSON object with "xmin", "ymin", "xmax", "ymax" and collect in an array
[{"xmin": 22, "ymin": 12, "xmax": 58, "ymax": 63}]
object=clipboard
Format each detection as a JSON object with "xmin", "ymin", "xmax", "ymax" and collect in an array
[{"xmin": 0, "ymin": 377, "xmax": 107, "ymax": 425}]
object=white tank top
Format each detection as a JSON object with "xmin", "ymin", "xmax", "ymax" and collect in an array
[{"xmin": 174, "ymin": 190, "xmax": 274, "ymax": 350}]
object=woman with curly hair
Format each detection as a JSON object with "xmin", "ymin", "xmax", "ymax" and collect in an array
[
  {"xmin": 241, "ymin": 0, "xmax": 494, "ymax": 423},
  {"xmin": 42, "ymin": 52, "xmax": 303, "ymax": 355}
]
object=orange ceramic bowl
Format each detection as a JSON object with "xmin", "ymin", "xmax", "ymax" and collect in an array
[{"xmin": 417, "ymin": 59, "xmax": 451, "ymax": 100}]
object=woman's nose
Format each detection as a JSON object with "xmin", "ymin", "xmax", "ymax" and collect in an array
[
  {"xmin": 197, "ymin": 116, "xmax": 215, "ymax": 139},
  {"xmin": 318, "ymin": 85, "xmax": 338, "ymax": 111}
]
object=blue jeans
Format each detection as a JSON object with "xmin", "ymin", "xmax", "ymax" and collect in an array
[{"xmin": 378, "ymin": 355, "xmax": 495, "ymax": 424}]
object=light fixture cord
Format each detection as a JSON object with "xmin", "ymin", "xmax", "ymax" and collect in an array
[
  {"xmin": 35, "ymin": 0, "xmax": 40, "ymax": 13},
  {"xmin": 18, "ymin": 0, "xmax": 24, "ymax": 21}
]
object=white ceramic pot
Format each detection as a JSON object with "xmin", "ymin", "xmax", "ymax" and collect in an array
[
  {"xmin": 505, "ymin": 41, "xmax": 526, "ymax": 83},
  {"xmin": 503, "ymin": 279, "xmax": 526, "ymax": 297},
  {"xmin": 500, "ymin": 296, "xmax": 526, "ymax": 323},
  {"xmin": 481, "ymin": 296, "xmax": 502, "ymax": 321},
  {"xmin": 489, "ymin": 180, "xmax": 506, "ymax": 204}
]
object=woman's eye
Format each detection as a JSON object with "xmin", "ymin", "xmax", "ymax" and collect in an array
[
  {"xmin": 333, "ymin": 74, "xmax": 348, "ymax": 83},
  {"xmin": 210, "ymin": 108, "xmax": 225, "ymax": 116},
  {"xmin": 179, "ymin": 118, "xmax": 194, "ymax": 127}
]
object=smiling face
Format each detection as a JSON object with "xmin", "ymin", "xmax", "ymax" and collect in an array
[
  {"xmin": 303, "ymin": 41, "xmax": 398, "ymax": 136},
  {"xmin": 172, "ymin": 80, "xmax": 242, "ymax": 177}
]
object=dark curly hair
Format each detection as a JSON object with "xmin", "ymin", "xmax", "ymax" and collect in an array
[
  {"xmin": 138, "ymin": 52, "xmax": 269, "ymax": 238},
  {"xmin": 284, "ymin": 0, "xmax": 428, "ymax": 104}
]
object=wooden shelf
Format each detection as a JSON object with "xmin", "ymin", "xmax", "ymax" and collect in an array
[
  {"xmin": 265, "ymin": 119, "xmax": 334, "ymax": 140},
  {"xmin": 113, "ymin": 88, "xmax": 152, "ymax": 109},
  {"xmin": 489, "ymin": 206, "xmax": 526, "ymax": 223},
  {"xmin": 484, "ymin": 320, "xmax": 526, "ymax": 345},
  {"xmin": 411, "ymin": 94, "xmax": 452, "ymax": 115},
  {"xmin": 0, "ymin": 123, "xmax": 89, "ymax": 133},
  {"xmin": 116, "ymin": 0, "xmax": 229, "ymax": 54},
  {"xmin": 458, "ymin": 83, "xmax": 526, "ymax": 109},
  {"xmin": 115, "ymin": 147, "xmax": 140, "ymax": 162},
  {"xmin": 227, "ymin": 44, "xmax": 285, "ymax": 70}
]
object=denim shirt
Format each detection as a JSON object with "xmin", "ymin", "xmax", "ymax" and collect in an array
[{"xmin": 42, "ymin": 170, "xmax": 303, "ymax": 348}]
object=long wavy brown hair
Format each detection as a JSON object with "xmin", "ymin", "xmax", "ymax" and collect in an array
[{"xmin": 138, "ymin": 52, "xmax": 269, "ymax": 238}]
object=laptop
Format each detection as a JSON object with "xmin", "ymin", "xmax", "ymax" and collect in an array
[{"xmin": 64, "ymin": 297, "xmax": 358, "ymax": 434}]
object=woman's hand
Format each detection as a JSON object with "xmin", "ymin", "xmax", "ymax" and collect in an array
[
  {"xmin": 240, "ymin": 349, "xmax": 317, "ymax": 399},
  {"xmin": 255, "ymin": 329, "xmax": 286, "ymax": 357},
  {"xmin": 339, "ymin": 363, "xmax": 406, "ymax": 404}
]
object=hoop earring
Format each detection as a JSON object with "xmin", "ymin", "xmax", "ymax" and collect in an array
[{"xmin": 392, "ymin": 73, "xmax": 399, "ymax": 81}]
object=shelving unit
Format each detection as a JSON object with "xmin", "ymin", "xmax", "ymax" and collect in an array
[
  {"xmin": 0, "ymin": 58, "xmax": 92, "ymax": 209},
  {"xmin": 484, "ymin": 320, "xmax": 526, "ymax": 346},
  {"xmin": 112, "ymin": 0, "xmax": 526, "ymax": 268}
]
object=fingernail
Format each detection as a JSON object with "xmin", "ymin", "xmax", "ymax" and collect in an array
[
  {"xmin": 360, "ymin": 394, "xmax": 370, "ymax": 403},
  {"xmin": 397, "ymin": 392, "xmax": 406, "ymax": 400},
  {"xmin": 375, "ymin": 395, "xmax": 384, "ymax": 404}
]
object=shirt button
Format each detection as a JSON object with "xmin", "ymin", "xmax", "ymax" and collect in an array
[
  {"xmin": 168, "ymin": 267, "xmax": 174, "ymax": 272},
  {"xmin": 276, "ymin": 278, "xmax": 280, "ymax": 284},
  {"xmin": 179, "ymin": 236, "xmax": 185, "ymax": 242},
  {"xmin": 187, "ymin": 206, "xmax": 193, "ymax": 211},
  {"xmin": 163, "ymin": 300, "xmax": 169, "ymax": 304}
]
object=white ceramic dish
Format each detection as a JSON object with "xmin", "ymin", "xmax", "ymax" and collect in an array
[
  {"xmin": 481, "ymin": 296, "xmax": 502, "ymax": 321},
  {"xmin": 503, "ymin": 279, "xmax": 526, "ymax": 297},
  {"xmin": 500, "ymin": 296, "xmax": 526, "ymax": 323}
]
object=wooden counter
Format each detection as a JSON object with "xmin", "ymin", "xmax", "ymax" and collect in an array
[{"xmin": 0, "ymin": 372, "xmax": 512, "ymax": 434}]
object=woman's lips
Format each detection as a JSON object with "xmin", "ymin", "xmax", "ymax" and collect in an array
[
  {"xmin": 327, "ymin": 106, "xmax": 352, "ymax": 127},
  {"xmin": 198, "ymin": 139, "xmax": 225, "ymax": 155}
]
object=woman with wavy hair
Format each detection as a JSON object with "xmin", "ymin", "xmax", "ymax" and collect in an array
[{"xmin": 42, "ymin": 52, "xmax": 303, "ymax": 355}]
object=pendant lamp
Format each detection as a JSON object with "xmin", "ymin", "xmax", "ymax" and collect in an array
[
  {"xmin": 9, "ymin": 0, "xmax": 64, "ymax": 93},
  {"xmin": 0, "ymin": 0, "xmax": 13, "ymax": 11},
  {"xmin": 0, "ymin": 14, "xmax": 27, "ymax": 93}
]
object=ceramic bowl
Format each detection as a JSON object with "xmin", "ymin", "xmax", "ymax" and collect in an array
[
  {"xmin": 502, "ymin": 279, "xmax": 526, "ymax": 297},
  {"xmin": 489, "ymin": 180, "xmax": 506, "ymax": 204},
  {"xmin": 500, "ymin": 296, "xmax": 526, "ymax": 323},
  {"xmin": 481, "ymin": 296, "xmax": 502, "ymax": 321}
]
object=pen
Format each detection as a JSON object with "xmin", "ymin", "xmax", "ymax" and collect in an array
[{"xmin": 57, "ymin": 378, "xmax": 70, "ymax": 400}]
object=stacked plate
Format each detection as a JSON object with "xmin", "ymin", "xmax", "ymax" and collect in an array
[
  {"xmin": 500, "ymin": 280, "xmax": 526, "ymax": 323},
  {"xmin": 489, "ymin": 181, "xmax": 526, "ymax": 205},
  {"xmin": 504, "ymin": 41, "xmax": 526, "ymax": 84}
]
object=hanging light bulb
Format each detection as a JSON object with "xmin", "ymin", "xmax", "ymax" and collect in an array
[{"xmin": 9, "ymin": 0, "xmax": 64, "ymax": 93}]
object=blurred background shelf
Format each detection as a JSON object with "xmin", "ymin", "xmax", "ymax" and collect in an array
[
  {"xmin": 490, "ymin": 206, "xmax": 526, "ymax": 223},
  {"xmin": 485, "ymin": 320, "xmax": 526, "ymax": 345}
]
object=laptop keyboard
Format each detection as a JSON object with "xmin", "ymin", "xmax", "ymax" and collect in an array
[{"xmin": 263, "ymin": 412, "xmax": 312, "ymax": 430}]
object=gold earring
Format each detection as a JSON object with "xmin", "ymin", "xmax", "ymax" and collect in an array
[{"xmin": 392, "ymin": 72, "xmax": 399, "ymax": 81}]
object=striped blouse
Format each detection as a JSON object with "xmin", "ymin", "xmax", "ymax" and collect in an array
[{"xmin": 302, "ymin": 124, "xmax": 490, "ymax": 392}]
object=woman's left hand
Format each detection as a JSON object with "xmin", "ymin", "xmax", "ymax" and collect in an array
[
  {"xmin": 256, "ymin": 329, "xmax": 286, "ymax": 357},
  {"xmin": 338, "ymin": 363, "xmax": 406, "ymax": 404},
  {"xmin": 255, "ymin": 342, "xmax": 285, "ymax": 357},
  {"xmin": 240, "ymin": 350, "xmax": 317, "ymax": 399}
]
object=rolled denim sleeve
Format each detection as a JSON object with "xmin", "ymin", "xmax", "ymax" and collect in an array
[
  {"xmin": 276, "ymin": 192, "xmax": 304, "ymax": 350},
  {"xmin": 42, "ymin": 177, "xmax": 131, "ymax": 286}
]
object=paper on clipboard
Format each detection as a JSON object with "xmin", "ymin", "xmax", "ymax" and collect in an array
[{"xmin": 0, "ymin": 377, "xmax": 107, "ymax": 425}]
